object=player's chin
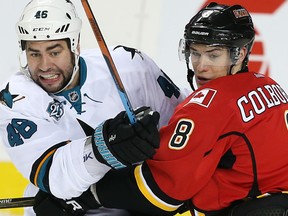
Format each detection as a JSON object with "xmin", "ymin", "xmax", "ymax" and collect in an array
[
  {"xmin": 38, "ymin": 78, "xmax": 65, "ymax": 93},
  {"xmin": 40, "ymin": 82, "xmax": 64, "ymax": 93}
]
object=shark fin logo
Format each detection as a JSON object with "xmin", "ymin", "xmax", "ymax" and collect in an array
[
  {"xmin": 0, "ymin": 83, "xmax": 22, "ymax": 108},
  {"xmin": 113, "ymin": 45, "xmax": 144, "ymax": 60}
]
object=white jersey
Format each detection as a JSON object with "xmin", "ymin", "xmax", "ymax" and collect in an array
[{"xmin": 0, "ymin": 45, "xmax": 189, "ymax": 215}]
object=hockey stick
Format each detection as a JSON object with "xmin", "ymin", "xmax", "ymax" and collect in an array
[
  {"xmin": 81, "ymin": 0, "xmax": 137, "ymax": 124},
  {"xmin": 0, "ymin": 197, "xmax": 34, "ymax": 209}
]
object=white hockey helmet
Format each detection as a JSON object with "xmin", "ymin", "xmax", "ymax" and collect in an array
[
  {"xmin": 16, "ymin": 0, "xmax": 82, "ymax": 53},
  {"xmin": 16, "ymin": 0, "xmax": 82, "ymax": 93}
]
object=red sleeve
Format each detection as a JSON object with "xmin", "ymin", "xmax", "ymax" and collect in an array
[{"xmin": 146, "ymin": 93, "xmax": 234, "ymax": 201}]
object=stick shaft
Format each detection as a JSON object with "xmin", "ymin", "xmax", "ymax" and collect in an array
[
  {"xmin": 81, "ymin": 0, "xmax": 137, "ymax": 124},
  {"xmin": 0, "ymin": 197, "xmax": 34, "ymax": 209}
]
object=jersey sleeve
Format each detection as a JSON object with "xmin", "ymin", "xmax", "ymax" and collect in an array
[
  {"xmin": 144, "ymin": 93, "xmax": 234, "ymax": 200},
  {"xmin": 0, "ymin": 76, "xmax": 109, "ymax": 199},
  {"xmin": 121, "ymin": 89, "xmax": 236, "ymax": 212}
]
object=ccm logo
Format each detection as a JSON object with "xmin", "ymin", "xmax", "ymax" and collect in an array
[{"xmin": 33, "ymin": 27, "xmax": 50, "ymax": 32}]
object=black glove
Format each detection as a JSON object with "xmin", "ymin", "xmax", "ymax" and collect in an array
[
  {"xmin": 33, "ymin": 189, "xmax": 100, "ymax": 216},
  {"xmin": 92, "ymin": 106, "xmax": 160, "ymax": 169}
]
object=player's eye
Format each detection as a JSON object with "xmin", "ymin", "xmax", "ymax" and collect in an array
[
  {"xmin": 30, "ymin": 53, "xmax": 41, "ymax": 58},
  {"xmin": 50, "ymin": 51, "xmax": 60, "ymax": 57}
]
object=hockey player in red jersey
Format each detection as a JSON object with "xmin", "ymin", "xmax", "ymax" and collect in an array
[
  {"xmin": 33, "ymin": 2, "xmax": 288, "ymax": 216},
  {"xmin": 92, "ymin": 2, "xmax": 288, "ymax": 216}
]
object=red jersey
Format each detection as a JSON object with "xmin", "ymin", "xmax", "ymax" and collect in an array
[
  {"xmin": 96, "ymin": 72, "xmax": 288, "ymax": 215},
  {"xmin": 142, "ymin": 72, "xmax": 288, "ymax": 213}
]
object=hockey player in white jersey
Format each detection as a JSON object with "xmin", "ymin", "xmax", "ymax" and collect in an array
[{"xmin": 0, "ymin": 0, "xmax": 188, "ymax": 215}]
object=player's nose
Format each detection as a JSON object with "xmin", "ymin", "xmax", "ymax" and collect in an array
[{"xmin": 38, "ymin": 55, "xmax": 52, "ymax": 72}]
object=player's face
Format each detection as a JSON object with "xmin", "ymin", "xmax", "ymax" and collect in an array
[
  {"xmin": 25, "ymin": 40, "xmax": 75, "ymax": 93},
  {"xmin": 190, "ymin": 44, "xmax": 232, "ymax": 88}
]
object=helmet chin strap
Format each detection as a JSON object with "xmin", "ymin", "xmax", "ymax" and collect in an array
[
  {"xmin": 186, "ymin": 62, "xmax": 196, "ymax": 91},
  {"xmin": 228, "ymin": 64, "xmax": 235, "ymax": 75},
  {"xmin": 52, "ymin": 53, "xmax": 80, "ymax": 94}
]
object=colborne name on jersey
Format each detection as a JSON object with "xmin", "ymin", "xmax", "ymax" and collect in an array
[{"xmin": 237, "ymin": 83, "xmax": 288, "ymax": 123}]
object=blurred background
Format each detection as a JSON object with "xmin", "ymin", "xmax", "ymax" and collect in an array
[{"xmin": 0, "ymin": 0, "xmax": 287, "ymax": 215}]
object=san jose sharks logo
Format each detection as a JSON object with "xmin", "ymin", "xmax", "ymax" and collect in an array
[
  {"xmin": 0, "ymin": 83, "xmax": 24, "ymax": 108},
  {"xmin": 113, "ymin": 45, "xmax": 144, "ymax": 60}
]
